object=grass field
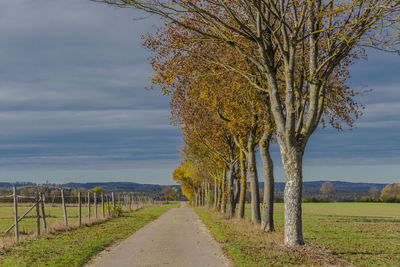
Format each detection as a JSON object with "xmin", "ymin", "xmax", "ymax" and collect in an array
[
  {"xmin": 0, "ymin": 204, "xmax": 176, "ymax": 267},
  {"xmin": 196, "ymin": 202, "xmax": 400, "ymax": 266},
  {"xmin": 0, "ymin": 202, "xmax": 144, "ymax": 247},
  {"xmin": 0, "ymin": 203, "xmax": 94, "ymax": 232}
]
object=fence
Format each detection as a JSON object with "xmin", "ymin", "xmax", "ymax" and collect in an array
[{"xmin": 0, "ymin": 187, "xmax": 162, "ymax": 244}]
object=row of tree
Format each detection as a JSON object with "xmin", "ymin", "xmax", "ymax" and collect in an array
[
  {"xmin": 95, "ymin": 0, "xmax": 400, "ymax": 246},
  {"xmin": 361, "ymin": 183, "xmax": 400, "ymax": 202}
]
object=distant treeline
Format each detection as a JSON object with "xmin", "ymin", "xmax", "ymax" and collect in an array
[
  {"xmin": 1, "ymin": 180, "xmax": 397, "ymax": 203},
  {"xmin": 0, "ymin": 185, "xmax": 184, "ymax": 203}
]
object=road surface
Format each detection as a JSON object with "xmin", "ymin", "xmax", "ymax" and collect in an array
[{"xmin": 86, "ymin": 203, "xmax": 231, "ymax": 267}]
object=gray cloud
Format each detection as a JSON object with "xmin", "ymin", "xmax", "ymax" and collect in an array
[{"xmin": 0, "ymin": 1, "xmax": 398, "ymax": 183}]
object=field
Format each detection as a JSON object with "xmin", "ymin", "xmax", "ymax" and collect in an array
[
  {"xmin": 196, "ymin": 202, "xmax": 400, "ymax": 266},
  {"xmin": 0, "ymin": 201, "xmax": 142, "ymax": 247},
  {"xmin": 0, "ymin": 204, "xmax": 176, "ymax": 266}
]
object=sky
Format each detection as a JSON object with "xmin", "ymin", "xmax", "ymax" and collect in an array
[{"xmin": 0, "ymin": 0, "xmax": 399, "ymax": 185}]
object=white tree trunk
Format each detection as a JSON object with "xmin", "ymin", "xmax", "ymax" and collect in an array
[
  {"xmin": 226, "ymin": 164, "xmax": 235, "ymax": 218},
  {"xmin": 282, "ymin": 146, "xmax": 304, "ymax": 246},
  {"xmin": 246, "ymin": 145, "xmax": 261, "ymax": 224},
  {"xmin": 260, "ymin": 133, "xmax": 274, "ymax": 232}
]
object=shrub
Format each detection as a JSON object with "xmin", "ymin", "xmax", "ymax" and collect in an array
[
  {"xmin": 361, "ymin": 196, "xmax": 372, "ymax": 202},
  {"xmin": 302, "ymin": 196, "xmax": 318, "ymax": 203},
  {"xmin": 112, "ymin": 205, "xmax": 123, "ymax": 217}
]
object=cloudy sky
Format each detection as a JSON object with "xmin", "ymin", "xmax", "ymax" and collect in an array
[{"xmin": 0, "ymin": 0, "xmax": 399, "ymax": 184}]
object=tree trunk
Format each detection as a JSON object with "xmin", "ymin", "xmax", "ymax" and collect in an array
[
  {"xmin": 202, "ymin": 182, "xmax": 206, "ymax": 206},
  {"xmin": 205, "ymin": 183, "xmax": 208, "ymax": 206},
  {"xmin": 203, "ymin": 184, "xmax": 205, "ymax": 206},
  {"xmin": 213, "ymin": 178, "xmax": 218, "ymax": 209},
  {"xmin": 197, "ymin": 190, "xmax": 201, "ymax": 207},
  {"xmin": 226, "ymin": 164, "xmax": 235, "ymax": 218},
  {"xmin": 246, "ymin": 142, "xmax": 261, "ymax": 224},
  {"xmin": 282, "ymin": 146, "xmax": 304, "ymax": 246},
  {"xmin": 260, "ymin": 131, "xmax": 275, "ymax": 232},
  {"xmin": 207, "ymin": 183, "xmax": 212, "ymax": 208},
  {"xmin": 220, "ymin": 170, "xmax": 227, "ymax": 213},
  {"xmin": 238, "ymin": 149, "xmax": 247, "ymax": 219},
  {"xmin": 216, "ymin": 179, "xmax": 221, "ymax": 210},
  {"xmin": 233, "ymin": 172, "xmax": 240, "ymax": 212}
]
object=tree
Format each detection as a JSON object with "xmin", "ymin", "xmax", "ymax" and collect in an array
[
  {"xmin": 171, "ymin": 187, "xmax": 180, "ymax": 200},
  {"xmin": 94, "ymin": 0, "xmax": 399, "ymax": 246},
  {"xmin": 368, "ymin": 186, "xmax": 380, "ymax": 201},
  {"xmin": 0, "ymin": 188, "xmax": 9, "ymax": 195},
  {"xmin": 161, "ymin": 186, "xmax": 174, "ymax": 203},
  {"xmin": 144, "ymin": 20, "xmax": 273, "ymax": 225},
  {"xmin": 320, "ymin": 182, "xmax": 335, "ymax": 197},
  {"xmin": 380, "ymin": 183, "xmax": 400, "ymax": 202},
  {"xmin": 90, "ymin": 187, "xmax": 103, "ymax": 193}
]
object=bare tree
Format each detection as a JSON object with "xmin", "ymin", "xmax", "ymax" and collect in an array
[
  {"xmin": 320, "ymin": 182, "xmax": 335, "ymax": 197},
  {"xmin": 369, "ymin": 186, "xmax": 380, "ymax": 201}
]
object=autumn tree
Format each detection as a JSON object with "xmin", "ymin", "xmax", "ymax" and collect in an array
[
  {"xmin": 144, "ymin": 20, "xmax": 275, "ymax": 225},
  {"xmin": 173, "ymin": 163, "xmax": 196, "ymax": 204},
  {"xmin": 320, "ymin": 182, "xmax": 336, "ymax": 198},
  {"xmin": 380, "ymin": 183, "xmax": 400, "ymax": 202},
  {"xmin": 368, "ymin": 186, "xmax": 380, "ymax": 201},
  {"xmin": 144, "ymin": 18, "xmax": 361, "ymax": 230},
  {"xmin": 90, "ymin": 187, "xmax": 103, "ymax": 193},
  {"xmin": 161, "ymin": 186, "xmax": 173, "ymax": 203},
  {"xmin": 94, "ymin": 0, "xmax": 399, "ymax": 246},
  {"xmin": 146, "ymin": 33, "xmax": 241, "ymax": 216}
]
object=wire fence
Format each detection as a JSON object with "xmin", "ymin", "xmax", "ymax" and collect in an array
[{"xmin": 0, "ymin": 186, "xmax": 162, "ymax": 245}]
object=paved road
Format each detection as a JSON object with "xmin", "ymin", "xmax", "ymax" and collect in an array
[{"xmin": 86, "ymin": 203, "xmax": 231, "ymax": 267}]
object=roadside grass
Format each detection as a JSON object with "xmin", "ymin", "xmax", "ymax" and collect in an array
[
  {"xmin": 195, "ymin": 207, "xmax": 348, "ymax": 266},
  {"xmin": 0, "ymin": 204, "xmax": 177, "ymax": 267},
  {"xmin": 196, "ymin": 202, "xmax": 400, "ymax": 266}
]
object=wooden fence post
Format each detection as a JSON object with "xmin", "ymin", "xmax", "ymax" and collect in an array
[
  {"xmin": 88, "ymin": 192, "xmax": 91, "ymax": 221},
  {"xmin": 40, "ymin": 192, "xmax": 47, "ymax": 231},
  {"xmin": 61, "ymin": 189, "xmax": 68, "ymax": 228},
  {"xmin": 13, "ymin": 186, "xmax": 19, "ymax": 243},
  {"xmin": 94, "ymin": 192, "xmax": 97, "ymax": 219},
  {"xmin": 112, "ymin": 192, "xmax": 115, "ymax": 211},
  {"xmin": 36, "ymin": 192, "xmax": 40, "ymax": 236},
  {"xmin": 78, "ymin": 192, "xmax": 82, "ymax": 227},
  {"xmin": 102, "ymin": 193, "xmax": 105, "ymax": 218},
  {"xmin": 107, "ymin": 195, "xmax": 110, "ymax": 216}
]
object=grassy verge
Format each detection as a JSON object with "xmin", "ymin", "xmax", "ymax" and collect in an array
[
  {"xmin": 0, "ymin": 204, "xmax": 177, "ymax": 267},
  {"xmin": 195, "ymin": 207, "xmax": 348, "ymax": 266},
  {"xmin": 265, "ymin": 203, "xmax": 400, "ymax": 266},
  {"xmin": 196, "ymin": 203, "xmax": 400, "ymax": 266}
]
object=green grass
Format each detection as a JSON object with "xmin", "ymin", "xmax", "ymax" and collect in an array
[
  {"xmin": 0, "ymin": 203, "xmax": 98, "ymax": 235},
  {"xmin": 0, "ymin": 204, "xmax": 177, "ymax": 267},
  {"xmin": 196, "ymin": 202, "xmax": 400, "ymax": 266}
]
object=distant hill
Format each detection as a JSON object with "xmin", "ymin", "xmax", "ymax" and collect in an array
[
  {"xmin": 0, "ymin": 181, "xmax": 179, "ymax": 192},
  {"xmin": 269, "ymin": 181, "xmax": 388, "ymax": 191},
  {"xmin": 0, "ymin": 180, "xmax": 390, "ymax": 192},
  {"xmin": 0, "ymin": 179, "xmax": 394, "ymax": 201},
  {"xmin": 267, "ymin": 181, "xmax": 390, "ymax": 201},
  {"xmin": 62, "ymin": 182, "xmax": 180, "ymax": 192},
  {"xmin": 0, "ymin": 182, "xmax": 36, "ymax": 188}
]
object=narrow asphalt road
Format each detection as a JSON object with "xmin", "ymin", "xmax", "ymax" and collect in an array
[{"xmin": 86, "ymin": 203, "xmax": 231, "ymax": 267}]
